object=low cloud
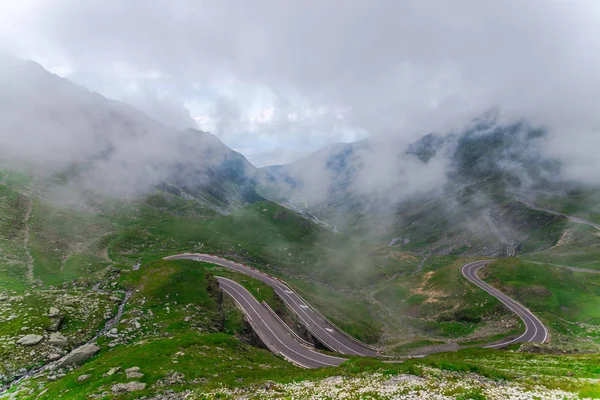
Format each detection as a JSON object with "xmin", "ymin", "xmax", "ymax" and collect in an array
[
  {"xmin": 0, "ymin": 1, "xmax": 600, "ymax": 196},
  {"xmin": 0, "ymin": 56, "xmax": 250, "ymax": 201}
]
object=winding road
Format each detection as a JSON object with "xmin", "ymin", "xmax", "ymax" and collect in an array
[
  {"xmin": 165, "ymin": 253, "xmax": 378, "ymax": 357},
  {"xmin": 461, "ymin": 260, "xmax": 548, "ymax": 347},
  {"xmin": 165, "ymin": 253, "xmax": 548, "ymax": 367},
  {"xmin": 216, "ymin": 276, "xmax": 346, "ymax": 368},
  {"xmin": 508, "ymin": 190, "xmax": 600, "ymax": 230}
]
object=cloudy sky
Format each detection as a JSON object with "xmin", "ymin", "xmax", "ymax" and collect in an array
[{"xmin": 1, "ymin": 0, "xmax": 599, "ymax": 167}]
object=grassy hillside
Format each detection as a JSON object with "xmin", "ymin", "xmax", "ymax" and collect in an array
[
  {"xmin": 482, "ymin": 259, "xmax": 600, "ymax": 352},
  {"xmin": 0, "ymin": 179, "xmax": 567, "ymax": 351},
  {"xmin": 372, "ymin": 256, "xmax": 521, "ymax": 352},
  {"xmin": 29, "ymin": 199, "xmax": 114, "ymax": 286},
  {"xmin": 534, "ymin": 188, "xmax": 600, "ymax": 224},
  {"xmin": 109, "ymin": 199, "xmax": 420, "ymax": 289},
  {"xmin": 0, "ymin": 184, "xmax": 30, "ymax": 290},
  {"xmin": 526, "ymin": 223, "xmax": 600, "ymax": 270},
  {"xmin": 7, "ymin": 258, "xmax": 600, "ymax": 399},
  {"xmin": 3, "ymin": 170, "xmax": 600, "ymax": 398}
]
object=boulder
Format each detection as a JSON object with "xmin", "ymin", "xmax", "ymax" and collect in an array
[
  {"xmin": 47, "ymin": 373, "xmax": 66, "ymax": 381},
  {"xmin": 56, "ymin": 343, "xmax": 100, "ymax": 368},
  {"xmin": 0, "ymin": 292, "xmax": 7, "ymax": 301},
  {"xmin": 105, "ymin": 366, "xmax": 121, "ymax": 376},
  {"xmin": 47, "ymin": 316, "xmax": 64, "ymax": 332},
  {"xmin": 78, "ymin": 374, "xmax": 90, "ymax": 382},
  {"xmin": 16, "ymin": 334, "xmax": 43, "ymax": 346},
  {"xmin": 48, "ymin": 332, "xmax": 68, "ymax": 347},
  {"xmin": 126, "ymin": 366, "xmax": 144, "ymax": 379},
  {"xmin": 107, "ymin": 328, "xmax": 119, "ymax": 338},
  {"xmin": 111, "ymin": 382, "xmax": 146, "ymax": 394},
  {"xmin": 48, "ymin": 307, "xmax": 61, "ymax": 317}
]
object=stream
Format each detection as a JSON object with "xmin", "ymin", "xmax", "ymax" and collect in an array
[{"xmin": 0, "ymin": 288, "xmax": 132, "ymax": 394}]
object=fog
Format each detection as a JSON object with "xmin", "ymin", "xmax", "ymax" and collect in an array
[
  {"xmin": 1, "ymin": 1, "xmax": 600, "ymax": 204},
  {"xmin": 0, "ymin": 54, "xmax": 258, "ymax": 202}
]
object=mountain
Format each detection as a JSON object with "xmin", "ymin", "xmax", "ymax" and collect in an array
[
  {"xmin": 0, "ymin": 56, "xmax": 261, "ymax": 212},
  {"xmin": 259, "ymin": 115, "xmax": 568, "ymax": 256},
  {"xmin": 261, "ymin": 139, "xmax": 369, "ymax": 209},
  {"xmin": 263, "ymin": 114, "xmax": 560, "ymax": 211},
  {"xmin": 160, "ymin": 128, "xmax": 262, "ymax": 211},
  {"xmin": 1, "ymin": 56, "xmax": 598, "ymax": 398}
]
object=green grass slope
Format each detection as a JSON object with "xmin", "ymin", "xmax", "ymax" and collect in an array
[
  {"xmin": 372, "ymin": 256, "xmax": 521, "ymax": 352},
  {"xmin": 0, "ymin": 184, "xmax": 30, "ymax": 290},
  {"xmin": 482, "ymin": 259, "xmax": 600, "ymax": 352},
  {"xmin": 109, "ymin": 199, "xmax": 420, "ymax": 290}
]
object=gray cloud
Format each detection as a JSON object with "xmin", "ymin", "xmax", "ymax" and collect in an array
[
  {"xmin": 1, "ymin": 1, "xmax": 600, "ymax": 185},
  {"xmin": 121, "ymin": 86, "xmax": 197, "ymax": 131}
]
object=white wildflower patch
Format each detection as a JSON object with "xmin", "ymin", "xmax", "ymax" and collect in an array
[{"xmin": 199, "ymin": 368, "xmax": 583, "ymax": 399}]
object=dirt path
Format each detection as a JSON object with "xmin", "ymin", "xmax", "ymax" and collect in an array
[{"xmin": 23, "ymin": 199, "xmax": 34, "ymax": 281}]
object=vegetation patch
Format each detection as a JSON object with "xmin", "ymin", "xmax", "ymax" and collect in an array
[{"xmin": 483, "ymin": 259, "xmax": 600, "ymax": 352}]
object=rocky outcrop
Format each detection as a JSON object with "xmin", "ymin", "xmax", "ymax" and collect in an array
[
  {"xmin": 16, "ymin": 334, "xmax": 43, "ymax": 346},
  {"xmin": 56, "ymin": 343, "xmax": 100, "ymax": 368},
  {"xmin": 111, "ymin": 381, "xmax": 146, "ymax": 394},
  {"xmin": 48, "ymin": 332, "xmax": 68, "ymax": 347},
  {"xmin": 126, "ymin": 366, "xmax": 144, "ymax": 379},
  {"xmin": 46, "ymin": 307, "xmax": 64, "ymax": 332},
  {"xmin": 47, "ymin": 307, "xmax": 61, "ymax": 317}
]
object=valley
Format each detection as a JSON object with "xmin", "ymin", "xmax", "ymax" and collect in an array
[
  {"xmin": 2, "ymin": 166, "xmax": 600, "ymax": 398},
  {"xmin": 1, "ymin": 44, "xmax": 600, "ymax": 399}
]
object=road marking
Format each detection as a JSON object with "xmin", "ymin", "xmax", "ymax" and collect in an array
[
  {"xmin": 191, "ymin": 254, "xmax": 369, "ymax": 356},
  {"xmin": 217, "ymin": 278, "xmax": 345, "ymax": 367},
  {"xmin": 276, "ymin": 287, "xmax": 365, "ymax": 355},
  {"xmin": 167, "ymin": 254, "xmax": 377, "ymax": 356},
  {"xmin": 325, "ymin": 328, "xmax": 334, "ymax": 333}
]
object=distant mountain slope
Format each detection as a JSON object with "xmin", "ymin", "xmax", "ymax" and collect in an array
[
  {"xmin": 0, "ymin": 55, "xmax": 261, "ymax": 212},
  {"xmin": 262, "ymin": 114, "xmax": 560, "ymax": 211},
  {"xmin": 260, "ymin": 115, "xmax": 568, "ymax": 256},
  {"xmin": 161, "ymin": 128, "xmax": 262, "ymax": 211},
  {"xmin": 261, "ymin": 140, "xmax": 369, "ymax": 209}
]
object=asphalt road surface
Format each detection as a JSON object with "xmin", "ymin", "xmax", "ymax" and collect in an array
[
  {"xmin": 527, "ymin": 260, "xmax": 600, "ymax": 274},
  {"xmin": 164, "ymin": 253, "xmax": 379, "ymax": 357},
  {"xmin": 461, "ymin": 260, "xmax": 548, "ymax": 347},
  {"xmin": 507, "ymin": 191, "xmax": 600, "ymax": 230},
  {"xmin": 215, "ymin": 276, "xmax": 346, "ymax": 368},
  {"xmin": 165, "ymin": 254, "xmax": 548, "ymax": 361}
]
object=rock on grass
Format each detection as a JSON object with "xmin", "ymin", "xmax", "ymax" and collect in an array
[
  {"xmin": 56, "ymin": 343, "xmax": 100, "ymax": 368},
  {"xmin": 16, "ymin": 334, "xmax": 43, "ymax": 346},
  {"xmin": 111, "ymin": 381, "xmax": 146, "ymax": 394},
  {"xmin": 48, "ymin": 332, "xmax": 68, "ymax": 347}
]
